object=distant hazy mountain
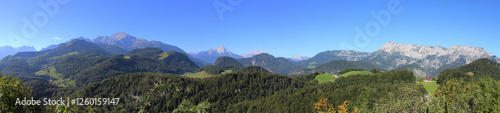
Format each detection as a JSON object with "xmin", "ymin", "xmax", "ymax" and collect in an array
[
  {"xmin": 289, "ymin": 60, "xmax": 385, "ymax": 75},
  {"xmin": 0, "ymin": 46, "xmax": 37, "ymax": 59},
  {"xmin": 238, "ymin": 53, "xmax": 301, "ymax": 74},
  {"xmin": 41, "ymin": 37, "xmax": 92, "ymax": 51},
  {"xmin": 364, "ymin": 42, "xmax": 500, "ymax": 76},
  {"xmin": 241, "ymin": 50, "xmax": 267, "ymax": 58},
  {"xmin": 287, "ymin": 56, "xmax": 310, "ymax": 62},
  {"xmin": 188, "ymin": 46, "xmax": 243, "ymax": 64},
  {"xmin": 299, "ymin": 50, "xmax": 369, "ymax": 66},
  {"xmin": 66, "ymin": 37, "xmax": 92, "ymax": 43},
  {"xmin": 40, "ymin": 44, "xmax": 58, "ymax": 51}
]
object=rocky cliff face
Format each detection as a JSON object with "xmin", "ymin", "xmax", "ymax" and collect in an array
[
  {"xmin": 365, "ymin": 42, "xmax": 499, "ymax": 76},
  {"xmin": 92, "ymin": 32, "xmax": 185, "ymax": 53},
  {"xmin": 378, "ymin": 42, "xmax": 495, "ymax": 64},
  {"xmin": 287, "ymin": 56, "xmax": 310, "ymax": 62},
  {"xmin": 295, "ymin": 42, "xmax": 499, "ymax": 77},
  {"xmin": 395, "ymin": 65, "xmax": 431, "ymax": 78}
]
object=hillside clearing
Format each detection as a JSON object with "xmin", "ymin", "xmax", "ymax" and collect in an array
[
  {"xmin": 182, "ymin": 70, "xmax": 233, "ymax": 78},
  {"xmin": 181, "ymin": 71, "xmax": 214, "ymax": 78},
  {"xmin": 314, "ymin": 71, "xmax": 373, "ymax": 83},
  {"xmin": 315, "ymin": 73, "xmax": 335, "ymax": 83},
  {"xmin": 339, "ymin": 71, "xmax": 373, "ymax": 77},
  {"xmin": 418, "ymin": 81, "xmax": 438, "ymax": 94}
]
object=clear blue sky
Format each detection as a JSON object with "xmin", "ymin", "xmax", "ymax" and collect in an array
[{"xmin": 0, "ymin": 0, "xmax": 499, "ymax": 57}]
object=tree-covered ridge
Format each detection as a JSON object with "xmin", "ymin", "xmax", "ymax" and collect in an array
[
  {"xmin": 437, "ymin": 58, "xmax": 500, "ymax": 85},
  {"xmin": 224, "ymin": 70, "xmax": 422, "ymax": 112},
  {"xmin": 125, "ymin": 47, "xmax": 164, "ymax": 59},
  {"xmin": 196, "ymin": 65, "xmax": 224, "ymax": 75},
  {"xmin": 70, "ymin": 50, "xmax": 199, "ymax": 86},
  {"xmin": 214, "ymin": 56, "xmax": 243, "ymax": 67},
  {"xmin": 238, "ymin": 53, "xmax": 302, "ymax": 74},
  {"xmin": 455, "ymin": 58, "xmax": 500, "ymax": 79},
  {"xmin": 337, "ymin": 68, "xmax": 364, "ymax": 75}
]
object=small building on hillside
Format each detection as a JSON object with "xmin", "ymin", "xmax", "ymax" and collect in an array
[
  {"xmin": 333, "ymin": 75, "xmax": 339, "ymax": 79},
  {"xmin": 423, "ymin": 78, "xmax": 433, "ymax": 82}
]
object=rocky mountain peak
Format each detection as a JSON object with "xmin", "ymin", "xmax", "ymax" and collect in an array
[
  {"xmin": 93, "ymin": 32, "xmax": 145, "ymax": 44},
  {"xmin": 206, "ymin": 46, "xmax": 232, "ymax": 55},
  {"xmin": 288, "ymin": 56, "xmax": 311, "ymax": 62},
  {"xmin": 241, "ymin": 50, "xmax": 268, "ymax": 58}
]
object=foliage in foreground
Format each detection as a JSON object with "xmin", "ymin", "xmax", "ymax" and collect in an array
[
  {"xmin": 314, "ymin": 96, "xmax": 358, "ymax": 113},
  {"xmin": 0, "ymin": 72, "xmax": 41, "ymax": 112}
]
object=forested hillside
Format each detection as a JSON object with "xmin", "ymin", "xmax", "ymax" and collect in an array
[
  {"xmin": 290, "ymin": 60, "xmax": 385, "ymax": 75},
  {"xmin": 214, "ymin": 56, "xmax": 243, "ymax": 67},
  {"xmin": 0, "ymin": 42, "xmax": 199, "ymax": 87},
  {"xmin": 238, "ymin": 53, "xmax": 302, "ymax": 74},
  {"xmin": 3, "ymin": 58, "xmax": 500, "ymax": 112}
]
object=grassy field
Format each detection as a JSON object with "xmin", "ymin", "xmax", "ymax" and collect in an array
[
  {"xmin": 314, "ymin": 71, "xmax": 373, "ymax": 83},
  {"xmin": 340, "ymin": 71, "xmax": 373, "ymax": 77},
  {"xmin": 220, "ymin": 70, "xmax": 233, "ymax": 74},
  {"xmin": 35, "ymin": 66, "xmax": 74, "ymax": 87},
  {"xmin": 305, "ymin": 66, "xmax": 316, "ymax": 69},
  {"xmin": 315, "ymin": 73, "xmax": 335, "ymax": 83},
  {"xmin": 182, "ymin": 70, "xmax": 233, "ymax": 78},
  {"xmin": 418, "ymin": 81, "xmax": 439, "ymax": 94},
  {"xmin": 182, "ymin": 71, "xmax": 214, "ymax": 78}
]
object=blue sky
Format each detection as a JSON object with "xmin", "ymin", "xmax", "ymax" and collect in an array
[{"xmin": 0, "ymin": 0, "xmax": 499, "ymax": 57}]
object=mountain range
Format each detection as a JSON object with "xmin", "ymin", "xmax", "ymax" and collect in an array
[
  {"xmin": 287, "ymin": 42, "xmax": 499, "ymax": 77},
  {"xmin": 3, "ymin": 32, "xmax": 500, "ymax": 112},
  {"xmin": 365, "ymin": 42, "xmax": 500, "ymax": 76},
  {"xmin": 2, "ymin": 32, "xmax": 499, "ymax": 78}
]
